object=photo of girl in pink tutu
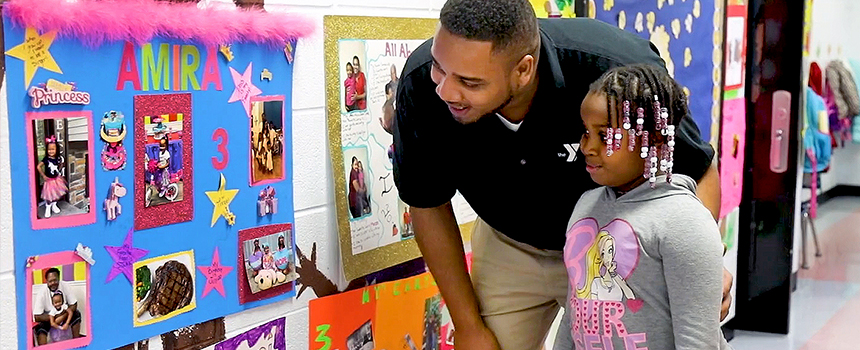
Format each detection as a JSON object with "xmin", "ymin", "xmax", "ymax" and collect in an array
[
  {"xmin": 37, "ymin": 135, "xmax": 68, "ymax": 219},
  {"xmin": 31, "ymin": 116, "xmax": 93, "ymax": 223}
]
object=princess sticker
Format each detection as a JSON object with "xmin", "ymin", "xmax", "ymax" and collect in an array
[{"xmin": 100, "ymin": 111, "xmax": 128, "ymax": 171}]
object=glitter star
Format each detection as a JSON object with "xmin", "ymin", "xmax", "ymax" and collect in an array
[
  {"xmin": 205, "ymin": 173, "xmax": 239, "ymax": 227},
  {"xmin": 104, "ymin": 229, "xmax": 149, "ymax": 283},
  {"xmin": 197, "ymin": 247, "xmax": 233, "ymax": 298},
  {"xmin": 227, "ymin": 62, "xmax": 263, "ymax": 118},
  {"xmin": 5, "ymin": 28, "xmax": 63, "ymax": 88}
]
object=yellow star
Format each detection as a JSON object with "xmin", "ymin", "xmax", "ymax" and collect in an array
[
  {"xmin": 5, "ymin": 28, "xmax": 63, "ymax": 88},
  {"xmin": 205, "ymin": 173, "xmax": 239, "ymax": 227}
]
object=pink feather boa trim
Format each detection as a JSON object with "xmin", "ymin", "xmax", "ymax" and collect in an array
[{"xmin": 4, "ymin": 0, "xmax": 315, "ymax": 47}]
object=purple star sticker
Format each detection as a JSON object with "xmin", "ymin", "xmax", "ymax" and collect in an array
[{"xmin": 104, "ymin": 228, "xmax": 148, "ymax": 283}]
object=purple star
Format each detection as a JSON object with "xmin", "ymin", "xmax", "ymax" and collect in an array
[
  {"xmin": 228, "ymin": 62, "xmax": 263, "ymax": 118},
  {"xmin": 197, "ymin": 247, "xmax": 233, "ymax": 298},
  {"xmin": 104, "ymin": 229, "xmax": 148, "ymax": 283}
]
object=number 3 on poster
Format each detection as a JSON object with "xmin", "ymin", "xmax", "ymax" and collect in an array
[{"xmin": 314, "ymin": 324, "xmax": 332, "ymax": 350}]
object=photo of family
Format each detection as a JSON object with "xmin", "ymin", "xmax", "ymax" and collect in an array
[
  {"xmin": 241, "ymin": 230, "xmax": 297, "ymax": 294},
  {"xmin": 133, "ymin": 251, "xmax": 196, "ymax": 327},
  {"xmin": 143, "ymin": 113, "xmax": 185, "ymax": 207},
  {"xmin": 342, "ymin": 147, "xmax": 372, "ymax": 219},
  {"xmin": 249, "ymin": 97, "xmax": 286, "ymax": 186},
  {"xmin": 29, "ymin": 115, "xmax": 94, "ymax": 223},
  {"xmin": 338, "ymin": 40, "xmax": 368, "ymax": 113},
  {"xmin": 422, "ymin": 294, "xmax": 442, "ymax": 350},
  {"xmin": 346, "ymin": 320, "xmax": 374, "ymax": 350},
  {"xmin": 28, "ymin": 260, "xmax": 90, "ymax": 348}
]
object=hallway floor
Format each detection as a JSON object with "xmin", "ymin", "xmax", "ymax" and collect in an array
[{"xmin": 730, "ymin": 196, "xmax": 860, "ymax": 350}]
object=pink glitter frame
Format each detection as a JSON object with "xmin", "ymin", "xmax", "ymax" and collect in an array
[
  {"xmin": 25, "ymin": 251, "xmax": 93, "ymax": 350},
  {"xmin": 133, "ymin": 93, "xmax": 194, "ymax": 231},
  {"xmin": 236, "ymin": 223, "xmax": 295, "ymax": 304},
  {"xmin": 248, "ymin": 95, "xmax": 287, "ymax": 187},
  {"xmin": 25, "ymin": 111, "xmax": 97, "ymax": 230}
]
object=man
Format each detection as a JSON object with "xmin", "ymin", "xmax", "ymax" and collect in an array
[
  {"xmin": 352, "ymin": 56, "xmax": 367, "ymax": 110},
  {"xmin": 33, "ymin": 267, "xmax": 82, "ymax": 345},
  {"xmin": 392, "ymin": 0, "xmax": 732, "ymax": 349}
]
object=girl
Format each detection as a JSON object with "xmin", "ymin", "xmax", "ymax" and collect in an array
[
  {"xmin": 357, "ymin": 161, "xmax": 370, "ymax": 214},
  {"xmin": 156, "ymin": 138, "xmax": 171, "ymax": 197},
  {"xmin": 344, "ymin": 62, "xmax": 357, "ymax": 112},
  {"xmin": 557, "ymin": 64, "xmax": 730, "ymax": 349},
  {"xmin": 37, "ymin": 135, "xmax": 67, "ymax": 219},
  {"xmin": 48, "ymin": 291, "xmax": 73, "ymax": 343},
  {"xmin": 262, "ymin": 244, "xmax": 275, "ymax": 271}
]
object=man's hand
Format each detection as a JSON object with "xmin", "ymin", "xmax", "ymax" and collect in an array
[
  {"xmin": 454, "ymin": 324, "xmax": 502, "ymax": 350},
  {"xmin": 721, "ymin": 267, "xmax": 733, "ymax": 321}
]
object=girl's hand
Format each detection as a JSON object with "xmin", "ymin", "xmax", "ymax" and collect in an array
[{"xmin": 50, "ymin": 318, "xmax": 59, "ymax": 329}]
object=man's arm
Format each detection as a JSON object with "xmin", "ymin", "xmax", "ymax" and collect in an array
[
  {"xmin": 412, "ymin": 203, "xmax": 500, "ymax": 350},
  {"xmin": 34, "ymin": 313, "xmax": 52, "ymax": 323},
  {"xmin": 696, "ymin": 162, "xmax": 720, "ymax": 220},
  {"xmin": 696, "ymin": 161, "xmax": 721, "ymax": 220},
  {"xmin": 694, "ymin": 160, "xmax": 733, "ymax": 321}
]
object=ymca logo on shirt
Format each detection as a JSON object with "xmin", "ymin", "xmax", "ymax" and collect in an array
[
  {"xmin": 560, "ymin": 143, "xmax": 580, "ymax": 162},
  {"xmin": 565, "ymin": 218, "xmax": 647, "ymax": 349}
]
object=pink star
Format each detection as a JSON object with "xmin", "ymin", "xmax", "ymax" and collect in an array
[
  {"xmin": 198, "ymin": 247, "xmax": 233, "ymax": 298},
  {"xmin": 228, "ymin": 62, "xmax": 263, "ymax": 118},
  {"xmin": 104, "ymin": 229, "xmax": 148, "ymax": 283}
]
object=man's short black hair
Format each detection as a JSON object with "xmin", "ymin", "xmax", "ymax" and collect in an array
[
  {"xmin": 44, "ymin": 267, "xmax": 60, "ymax": 280},
  {"xmin": 440, "ymin": 0, "xmax": 539, "ymax": 57}
]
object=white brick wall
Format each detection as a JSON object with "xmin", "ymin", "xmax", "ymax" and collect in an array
[{"xmin": 0, "ymin": 1, "xmax": 445, "ymax": 349}]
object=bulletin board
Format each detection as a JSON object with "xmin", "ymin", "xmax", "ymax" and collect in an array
[
  {"xmin": 4, "ymin": 0, "xmax": 313, "ymax": 349},
  {"xmin": 593, "ymin": 0, "xmax": 721, "ymax": 142},
  {"xmin": 325, "ymin": 16, "xmax": 477, "ymax": 281}
]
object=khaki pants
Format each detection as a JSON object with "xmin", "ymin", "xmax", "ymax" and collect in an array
[{"xmin": 470, "ymin": 218, "xmax": 568, "ymax": 350}]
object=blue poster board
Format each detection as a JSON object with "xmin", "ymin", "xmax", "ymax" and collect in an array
[
  {"xmin": 5, "ymin": 16, "xmax": 298, "ymax": 349},
  {"xmin": 595, "ymin": 0, "xmax": 717, "ymax": 141}
]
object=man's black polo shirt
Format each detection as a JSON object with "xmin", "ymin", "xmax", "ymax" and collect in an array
[{"xmin": 393, "ymin": 18, "xmax": 714, "ymax": 251}]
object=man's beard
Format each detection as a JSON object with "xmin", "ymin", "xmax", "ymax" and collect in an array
[
  {"xmin": 489, "ymin": 89, "xmax": 515, "ymax": 117},
  {"xmin": 456, "ymin": 88, "xmax": 515, "ymax": 125}
]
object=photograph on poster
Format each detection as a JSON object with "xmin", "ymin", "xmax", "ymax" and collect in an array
[
  {"xmin": 26, "ymin": 112, "xmax": 96, "ymax": 229},
  {"xmin": 343, "ymin": 146, "xmax": 372, "ymax": 220},
  {"xmin": 133, "ymin": 250, "xmax": 196, "ymax": 327},
  {"xmin": 249, "ymin": 96, "xmax": 286, "ymax": 186},
  {"xmin": 237, "ymin": 224, "xmax": 297, "ymax": 304},
  {"xmin": 27, "ymin": 254, "xmax": 92, "ymax": 349},
  {"xmin": 143, "ymin": 113, "xmax": 185, "ymax": 207},
  {"xmin": 339, "ymin": 40, "xmax": 368, "ymax": 113},
  {"xmin": 398, "ymin": 200, "xmax": 415, "ymax": 240},
  {"xmin": 133, "ymin": 93, "xmax": 195, "ymax": 231},
  {"xmin": 422, "ymin": 294, "xmax": 442, "ymax": 350},
  {"xmin": 725, "ymin": 16, "xmax": 746, "ymax": 88},
  {"xmin": 240, "ymin": 229, "xmax": 297, "ymax": 294},
  {"xmin": 346, "ymin": 320, "xmax": 374, "ymax": 350}
]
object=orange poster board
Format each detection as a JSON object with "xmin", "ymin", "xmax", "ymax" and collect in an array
[{"xmin": 309, "ymin": 272, "xmax": 442, "ymax": 350}]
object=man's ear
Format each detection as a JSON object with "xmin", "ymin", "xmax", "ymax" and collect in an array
[{"xmin": 512, "ymin": 53, "xmax": 536, "ymax": 89}]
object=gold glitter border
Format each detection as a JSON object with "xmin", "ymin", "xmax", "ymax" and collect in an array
[{"xmin": 324, "ymin": 15, "xmax": 438, "ymax": 281}]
